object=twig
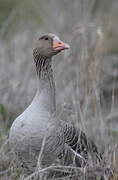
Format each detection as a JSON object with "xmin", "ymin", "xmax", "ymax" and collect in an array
[{"xmin": 23, "ymin": 165, "xmax": 111, "ymax": 180}]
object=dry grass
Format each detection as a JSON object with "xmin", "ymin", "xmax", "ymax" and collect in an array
[{"xmin": 0, "ymin": 140, "xmax": 117, "ymax": 179}]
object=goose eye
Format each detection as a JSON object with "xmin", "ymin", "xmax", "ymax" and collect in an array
[{"xmin": 44, "ymin": 37, "xmax": 49, "ymax": 40}]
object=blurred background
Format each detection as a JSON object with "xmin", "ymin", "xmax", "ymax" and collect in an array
[{"xmin": 0, "ymin": 0, "xmax": 118, "ymax": 179}]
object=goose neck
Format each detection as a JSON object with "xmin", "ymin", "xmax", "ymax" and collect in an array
[{"xmin": 34, "ymin": 54, "xmax": 56, "ymax": 114}]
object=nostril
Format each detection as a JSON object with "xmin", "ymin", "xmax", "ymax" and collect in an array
[{"xmin": 58, "ymin": 42, "xmax": 62, "ymax": 45}]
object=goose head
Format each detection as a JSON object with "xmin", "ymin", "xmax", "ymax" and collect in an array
[{"xmin": 33, "ymin": 33, "xmax": 70, "ymax": 59}]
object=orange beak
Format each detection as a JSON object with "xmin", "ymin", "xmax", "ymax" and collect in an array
[{"xmin": 53, "ymin": 39, "xmax": 70, "ymax": 51}]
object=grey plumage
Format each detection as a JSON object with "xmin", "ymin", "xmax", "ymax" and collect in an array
[{"xmin": 9, "ymin": 34, "xmax": 100, "ymax": 177}]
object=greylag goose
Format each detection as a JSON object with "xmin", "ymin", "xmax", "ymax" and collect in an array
[{"xmin": 9, "ymin": 33, "xmax": 100, "ymax": 177}]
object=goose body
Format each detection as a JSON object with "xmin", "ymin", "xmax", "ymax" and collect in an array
[{"xmin": 9, "ymin": 34, "xmax": 99, "ymax": 176}]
